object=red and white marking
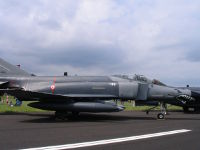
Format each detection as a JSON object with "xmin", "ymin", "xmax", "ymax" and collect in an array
[
  {"xmin": 50, "ymin": 85, "xmax": 55, "ymax": 90},
  {"xmin": 50, "ymin": 77, "xmax": 56, "ymax": 94}
]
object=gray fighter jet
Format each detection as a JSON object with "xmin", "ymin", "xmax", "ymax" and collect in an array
[{"xmin": 0, "ymin": 58, "xmax": 199, "ymax": 119}]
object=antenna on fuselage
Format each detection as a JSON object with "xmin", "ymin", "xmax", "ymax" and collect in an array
[{"xmin": 64, "ymin": 72, "xmax": 68, "ymax": 76}]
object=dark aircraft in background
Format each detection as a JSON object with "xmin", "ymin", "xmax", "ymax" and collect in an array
[
  {"xmin": 135, "ymin": 78, "xmax": 200, "ymax": 113},
  {"xmin": 0, "ymin": 58, "xmax": 200, "ymax": 119},
  {"xmin": 179, "ymin": 86, "xmax": 200, "ymax": 112}
]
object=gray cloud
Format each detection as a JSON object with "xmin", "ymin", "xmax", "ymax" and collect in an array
[{"xmin": 0, "ymin": 0, "xmax": 200, "ymax": 86}]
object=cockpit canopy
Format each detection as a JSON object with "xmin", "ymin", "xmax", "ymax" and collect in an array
[
  {"xmin": 152, "ymin": 79, "xmax": 166, "ymax": 86},
  {"xmin": 113, "ymin": 74, "xmax": 166, "ymax": 86}
]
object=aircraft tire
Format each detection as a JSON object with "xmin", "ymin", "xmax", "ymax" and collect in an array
[{"xmin": 157, "ymin": 113, "xmax": 165, "ymax": 119}]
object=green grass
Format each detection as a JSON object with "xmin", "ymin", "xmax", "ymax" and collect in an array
[
  {"xmin": 0, "ymin": 101, "xmax": 45, "ymax": 113},
  {"xmin": 0, "ymin": 96, "xmax": 45, "ymax": 113},
  {"xmin": 122, "ymin": 101, "xmax": 182, "ymax": 111},
  {"xmin": 118, "ymin": 102, "xmax": 182, "ymax": 111},
  {"xmin": 0, "ymin": 96, "xmax": 182, "ymax": 113}
]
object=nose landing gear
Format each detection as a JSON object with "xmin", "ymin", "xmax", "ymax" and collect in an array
[
  {"xmin": 157, "ymin": 113, "xmax": 165, "ymax": 119},
  {"xmin": 146, "ymin": 102, "xmax": 167, "ymax": 119},
  {"xmin": 157, "ymin": 102, "xmax": 167, "ymax": 119}
]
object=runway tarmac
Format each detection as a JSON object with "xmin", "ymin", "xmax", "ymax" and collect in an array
[{"xmin": 0, "ymin": 111, "xmax": 200, "ymax": 150}]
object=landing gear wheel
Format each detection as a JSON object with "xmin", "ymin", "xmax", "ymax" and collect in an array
[
  {"xmin": 55, "ymin": 111, "xmax": 68, "ymax": 120},
  {"xmin": 157, "ymin": 113, "xmax": 165, "ymax": 120}
]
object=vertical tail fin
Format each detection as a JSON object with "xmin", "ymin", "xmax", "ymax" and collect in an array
[{"xmin": 0, "ymin": 58, "xmax": 30, "ymax": 76}]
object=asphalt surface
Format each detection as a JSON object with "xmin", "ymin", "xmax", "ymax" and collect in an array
[{"xmin": 0, "ymin": 111, "xmax": 200, "ymax": 150}]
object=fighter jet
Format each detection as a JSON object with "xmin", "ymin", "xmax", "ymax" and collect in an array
[{"xmin": 0, "ymin": 58, "xmax": 199, "ymax": 119}]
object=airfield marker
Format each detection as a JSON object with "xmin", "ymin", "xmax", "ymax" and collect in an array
[{"xmin": 20, "ymin": 129, "xmax": 191, "ymax": 150}]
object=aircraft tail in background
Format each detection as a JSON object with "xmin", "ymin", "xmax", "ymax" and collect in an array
[{"xmin": 0, "ymin": 58, "xmax": 30, "ymax": 76}]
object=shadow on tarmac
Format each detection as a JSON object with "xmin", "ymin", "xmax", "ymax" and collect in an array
[
  {"xmin": 1, "ymin": 111, "xmax": 200, "ymax": 123},
  {"xmin": 20, "ymin": 113, "xmax": 156, "ymax": 123},
  {"xmin": 0, "ymin": 111, "xmax": 155, "ymax": 121}
]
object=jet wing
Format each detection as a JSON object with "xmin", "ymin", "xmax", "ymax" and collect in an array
[
  {"xmin": 0, "ymin": 89, "xmax": 116, "ymax": 102},
  {"xmin": 0, "ymin": 81, "xmax": 9, "ymax": 88},
  {"xmin": 0, "ymin": 89, "xmax": 68, "ymax": 101},
  {"xmin": 0, "ymin": 81, "xmax": 7, "ymax": 84}
]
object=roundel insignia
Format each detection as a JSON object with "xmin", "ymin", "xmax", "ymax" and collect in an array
[
  {"xmin": 50, "ymin": 77, "xmax": 56, "ymax": 94},
  {"xmin": 51, "ymin": 85, "xmax": 55, "ymax": 90}
]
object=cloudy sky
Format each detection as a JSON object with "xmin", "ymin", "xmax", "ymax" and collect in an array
[{"xmin": 0, "ymin": 0, "xmax": 200, "ymax": 86}]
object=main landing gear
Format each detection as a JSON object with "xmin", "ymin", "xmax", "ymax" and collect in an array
[
  {"xmin": 146, "ymin": 102, "xmax": 167, "ymax": 120},
  {"xmin": 55, "ymin": 111, "xmax": 69, "ymax": 120},
  {"xmin": 55, "ymin": 111, "xmax": 80, "ymax": 120}
]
